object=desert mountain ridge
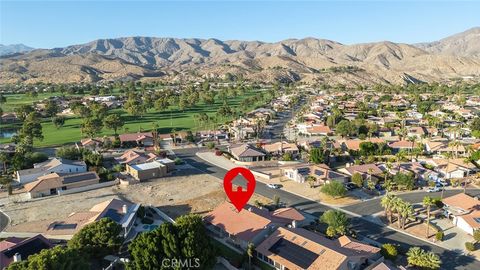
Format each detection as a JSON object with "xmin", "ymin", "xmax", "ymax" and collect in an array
[{"xmin": 1, "ymin": 27, "xmax": 479, "ymax": 85}]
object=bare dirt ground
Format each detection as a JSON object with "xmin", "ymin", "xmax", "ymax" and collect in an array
[{"xmin": 2, "ymin": 166, "xmax": 270, "ymax": 232}]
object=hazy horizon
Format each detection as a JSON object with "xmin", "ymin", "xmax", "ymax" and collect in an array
[{"xmin": 1, "ymin": 1, "xmax": 479, "ymax": 49}]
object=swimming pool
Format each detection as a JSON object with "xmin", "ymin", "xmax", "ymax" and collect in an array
[{"xmin": 142, "ymin": 224, "xmax": 158, "ymax": 231}]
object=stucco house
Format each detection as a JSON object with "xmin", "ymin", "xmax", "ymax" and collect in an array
[
  {"xmin": 15, "ymin": 158, "xmax": 87, "ymax": 184},
  {"xmin": 443, "ymin": 193, "xmax": 480, "ymax": 235}
]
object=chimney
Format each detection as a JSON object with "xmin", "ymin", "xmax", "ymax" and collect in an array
[
  {"xmin": 13, "ymin": 253, "xmax": 21, "ymax": 262},
  {"xmin": 122, "ymin": 204, "xmax": 128, "ymax": 214}
]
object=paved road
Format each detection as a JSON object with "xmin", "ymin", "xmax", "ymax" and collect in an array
[
  {"xmin": 343, "ymin": 189, "xmax": 480, "ymax": 216},
  {"xmin": 175, "ymin": 148, "xmax": 480, "ymax": 270}
]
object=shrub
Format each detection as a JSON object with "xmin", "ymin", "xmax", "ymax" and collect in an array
[
  {"xmin": 206, "ymin": 142, "xmax": 215, "ymax": 149},
  {"xmin": 174, "ymin": 157, "xmax": 184, "ymax": 165},
  {"xmin": 474, "ymin": 230, "xmax": 480, "ymax": 243},
  {"xmin": 381, "ymin": 243, "xmax": 398, "ymax": 261},
  {"xmin": 321, "ymin": 181, "xmax": 347, "ymax": 198},
  {"xmin": 465, "ymin": 242, "xmax": 476, "ymax": 252},
  {"xmin": 435, "ymin": 231, "xmax": 444, "ymax": 241},
  {"xmin": 215, "ymin": 150, "xmax": 222, "ymax": 156}
]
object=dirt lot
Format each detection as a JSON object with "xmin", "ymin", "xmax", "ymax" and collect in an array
[{"xmin": 1, "ymin": 166, "xmax": 270, "ymax": 232}]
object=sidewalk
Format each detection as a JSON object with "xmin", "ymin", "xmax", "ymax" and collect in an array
[
  {"xmin": 195, "ymin": 151, "xmax": 465, "ymax": 253},
  {"xmin": 196, "ymin": 151, "xmax": 359, "ymax": 206}
]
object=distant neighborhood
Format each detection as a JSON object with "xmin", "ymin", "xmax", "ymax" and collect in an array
[{"xmin": 1, "ymin": 80, "xmax": 480, "ymax": 270}]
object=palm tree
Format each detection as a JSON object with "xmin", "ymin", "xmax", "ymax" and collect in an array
[
  {"xmin": 400, "ymin": 202, "xmax": 414, "ymax": 230},
  {"xmin": 247, "ymin": 243, "xmax": 255, "ymax": 269},
  {"xmin": 463, "ymin": 157, "xmax": 472, "ymax": 193},
  {"xmin": 381, "ymin": 194, "xmax": 395, "ymax": 224},
  {"xmin": 0, "ymin": 152, "xmax": 8, "ymax": 174},
  {"xmin": 442, "ymin": 152, "xmax": 453, "ymax": 199},
  {"xmin": 407, "ymin": 136, "xmax": 416, "ymax": 161},
  {"xmin": 423, "ymin": 196, "xmax": 436, "ymax": 238},
  {"xmin": 392, "ymin": 197, "xmax": 404, "ymax": 228}
]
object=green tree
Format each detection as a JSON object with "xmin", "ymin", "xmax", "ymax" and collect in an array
[
  {"xmin": 103, "ymin": 114, "xmax": 124, "ymax": 135},
  {"xmin": 351, "ymin": 173, "xmax": 364, "ymax": 188},
  {"xmin": 127, "ymin": 227, "xmax": 165, "ymax": 270},
  {"xmin": 45, "ymin": 100, "xmax": 59, "ymax": 118},
  {"xmin": 321, "ymin": 181, "xmax": 346, "ymax": 198},
  {"xmin": 68, "ymin": 218, "xmax": 123, "ymax": 259},
  {"xmin": 247, "ymin": 243, "xmax": 255, "ymax": 269},
  {"xmin": 309, "ymin": 147, "xmax": 324, "ymax": 164},
  {"xmin": 127, "ymin": 214, "xmax": 215, "ymax": 270},
  {"xmin": 423, "ymin": 196, "xmax": 436, "ymax": 238},
  {"xmin": 320, "ymin": 210, "xmax": 348, "ymax": 236},
  {"xmin": 52, "ymin": 116, "xmax": 66, "ymax": 129},
  {"xmin": 380, "ymin": 243, "xmax": 398, "ymax": 261},
  {"xmin": 282, "ymin": 152, "xmax": 293, "ymax": 161},
  {"xmin": 81, "ymin": 117, "xmax": 103, "ymax": 138},
  {"xmin": 381, "ymin": 194, "xmax": 396, "ymax": 224},
  {"xmin": 335, "ymin": 120, "xmax": 355, "ymax": 138},
  {"xmin": 7, "ymin": 246, "xmax": 88, "ymax": 270}
]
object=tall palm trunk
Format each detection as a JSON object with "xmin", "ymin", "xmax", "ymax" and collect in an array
[{"xmin": 426, "ymin": 205, "xmax": 431, "ymax": 238}]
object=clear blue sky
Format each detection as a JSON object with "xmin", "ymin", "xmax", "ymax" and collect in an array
[{"xmin": 1, "ymin": 0, "xmax": 479, "ymax": 48}]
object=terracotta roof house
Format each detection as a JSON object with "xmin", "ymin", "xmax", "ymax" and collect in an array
[
  {"xmin": 24, "ymin": 172, "xmax": 100, "ymax": 199},
  {"xmin": 388, "ymin": 140, "xmax": 416, "ymax": 152},
  {"xmin": 423, "ymin": 158, "xmax": 477, "ymax": 179},
  {"xmin": 443, "ymin": 193, "xmax": 480, "ymax": 235},
  {"xmin": 0, "ymin": 235, "xmax": 53, "ymax": 269},
  {"xmin": 340, "ymin": 164, "xmax": 383, "ymax": 180},
  {"xmin": 255, "ymin": 227, "xmax": 380, "ymax": 270},
  {"xmin": 204, "ymin": 202, "xmax": 275, "ymax": 249},
  {"xmin": 382, "ymin": 162, "xmax": 438, "ymax": 182},
  {"xmin": 281, "ymin": 164, "xmax": 348, "ymax": 185},
  {"xmin": 342, "ymin": 138, "xmax": 385, "ymax": 151},
  {"xmin": 15, "ymin": 158, "xmax": 87, "ymax": 184},
  {"xmin": 228, "ymin": 143, "xmax": 266, "ymax": 162},
  {"xmin": 263, "ymin": 141, "xmax": 299, "ymax": 157},
  {"xmin": 425, "ymin": 140, "xmax": 466, "ymax": 156},
  {"xmin": 305, "ymin": 125, "xmax": 333, "ymax": 136},
  {"xmin": 407, "ymin": 126, "xmax": 426, "ymax": 138},
  {"xmin": 115, "ymin": 149, "xmax": 158, "ymax": 165},
  {"xmin": 118, "ymin": 132, "xmax": 154, "ymax": 146}
]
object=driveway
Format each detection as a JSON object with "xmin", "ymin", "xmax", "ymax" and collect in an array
[
  {"xmin": 342, "ymin": 189, "xmax": 480, "ymax": 216},
  {"xmin": 174, "ymin": 148, "xmax": 480, "ymax": 270}
]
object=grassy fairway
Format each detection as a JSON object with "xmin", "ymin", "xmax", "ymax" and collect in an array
[{"xmin": 0, "ymin": 90, "xmax": 263, "ymax": 147}]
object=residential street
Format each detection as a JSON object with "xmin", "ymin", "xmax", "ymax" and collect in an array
[
  {"xmin": 175, "ymin": 148, "xmax": 480, "ymax": 270},
  {"xmin": 342, "ymin": 189, "xmax": 480, "ymax": 216}
]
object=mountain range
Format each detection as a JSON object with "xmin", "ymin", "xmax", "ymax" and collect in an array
[
  {"xmin": 1, "ymin": 27, "xmax": 479, "ymax": 85},
  {"xmin": 0, "ymin": 44, "xmax": 34, "ymax": 56}
]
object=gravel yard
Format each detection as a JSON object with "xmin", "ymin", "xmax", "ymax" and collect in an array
[{"xmin": 1, "ymin": 167, "xmax": 270, "ymax": 232}]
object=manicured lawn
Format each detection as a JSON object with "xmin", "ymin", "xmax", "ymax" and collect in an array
[
  {"xmin": 0, "ymin": 90, "xmax": 265, "ymax": 147},
  {"xmin": 0, "ymin": 92, "xmax": 82, "ymax": 112}
]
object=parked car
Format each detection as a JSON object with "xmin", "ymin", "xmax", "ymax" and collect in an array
[
  {"xmin": 266, "ymin": 183, "xmax": 282, "ymax": 189},
  {"xmin": 344, "ymin": 183, "xmax": 357, "ymax": 191},
  {"xmin": 427, "ymin": 186, "xmax": 443, "ymax": 193}
]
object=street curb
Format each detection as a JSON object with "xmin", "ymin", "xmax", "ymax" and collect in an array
[{"xmin": 195, "ymin": 151, "xmax": 457, "ymax": 252}]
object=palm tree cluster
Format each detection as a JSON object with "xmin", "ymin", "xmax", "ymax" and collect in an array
[{"xmin": 380, "ymin": 194, "xmax": 414, "ymax": 230}]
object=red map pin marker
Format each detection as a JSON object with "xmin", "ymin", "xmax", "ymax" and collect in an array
[{"xmin": 223, "ymin": 167, "xmax": 256, "ymax": 212}]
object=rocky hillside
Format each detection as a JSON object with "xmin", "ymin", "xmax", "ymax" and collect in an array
[{"xmin": 1, "ymin": 28, "xmax": 479, "ymax": 85}]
